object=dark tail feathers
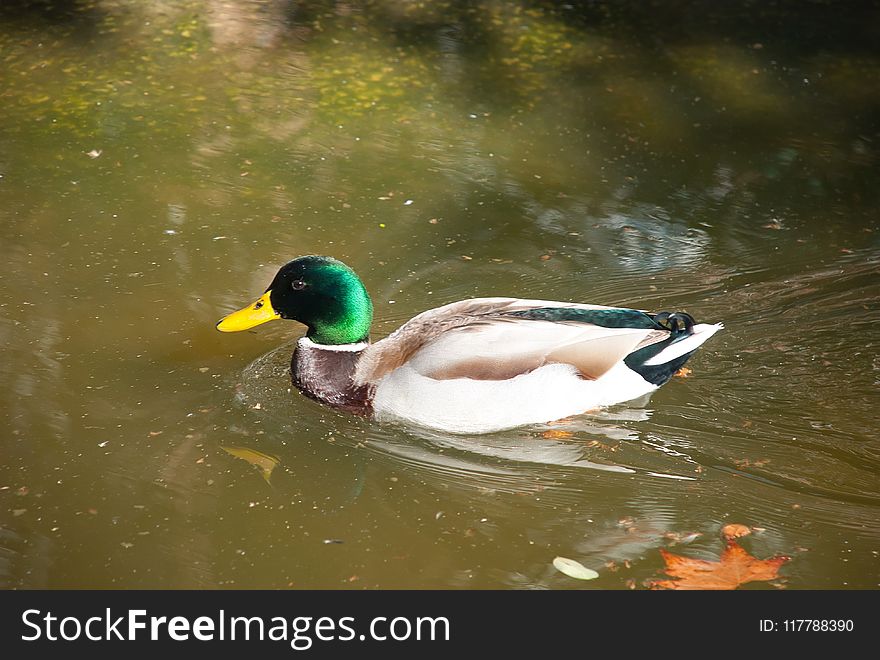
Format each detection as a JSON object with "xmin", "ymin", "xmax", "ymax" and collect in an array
[{"xmin": 652, "ymin": 311, "xmax": 695, "ymax": 336}]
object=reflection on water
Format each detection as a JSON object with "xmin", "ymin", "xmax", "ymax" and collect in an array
[{"xmin": 0, "ymin": 0, "xmax": 878, "ymax": 589}]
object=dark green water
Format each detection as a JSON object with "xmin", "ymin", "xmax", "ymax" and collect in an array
[{"xmin": 1, "ymin": 0, "xmax": 878, "ymax": 589}]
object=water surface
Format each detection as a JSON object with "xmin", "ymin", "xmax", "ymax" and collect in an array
[{"xmin": 1, "ymin": 0, "xmax": 878, "ymax": 588}]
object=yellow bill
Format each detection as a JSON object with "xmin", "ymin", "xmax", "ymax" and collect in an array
[{"xmin": 216, "ymin": 292, "xmax": 280, "ymax": 332}]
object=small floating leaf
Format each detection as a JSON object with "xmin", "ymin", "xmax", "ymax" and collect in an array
[
  {"xmin": 222, "ymin": 446, "xmax": 280, "ymax": 483},
  {"xmin": 542, "ymin": 430, "xmax": 573, "ymax": 439},
  {"xmin": 721, "ymin": 523, "xmax": 752, "ymax": 540},
  {"xmin": 553, "ymin": 556, "xmax": 599, "ymax": 580}
]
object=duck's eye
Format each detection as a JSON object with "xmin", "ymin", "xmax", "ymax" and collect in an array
[{"xmin": 291, "ymin": 279, "xmax": 307, "ymax": 290}]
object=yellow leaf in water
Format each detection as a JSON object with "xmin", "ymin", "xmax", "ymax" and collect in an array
[{"xmin": 222, "ymin": 446, "xmax": 280, "ymax": 483}]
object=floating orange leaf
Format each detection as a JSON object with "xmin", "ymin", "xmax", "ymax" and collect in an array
[
  {"xmin": 542, "ymin": 430, "xmax": 573, "ymax": 439},
  {"xmin": 649, "ymin": 540, "xmax": 789, "ymax": 590},
  {"xmin": 673, "ymin": 367, "xmax": 693, "ymax": 378},
  {"xmin": 721, "ymin": 523, "xmax": 752, "ymax": 540}
]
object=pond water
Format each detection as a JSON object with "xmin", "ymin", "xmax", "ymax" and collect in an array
[{"xmin": 1, "ymin": 0, "xmax": 878, "ymax": 589}]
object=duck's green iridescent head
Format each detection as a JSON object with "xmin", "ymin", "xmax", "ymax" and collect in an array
[{"xmin": 216, "ymin": 256, "xmax": 373, "ymax": 345}]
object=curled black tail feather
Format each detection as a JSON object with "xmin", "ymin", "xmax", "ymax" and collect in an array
[{"xmin": 652, "ymin": 311, "xmax": 695, "ymax": 335}]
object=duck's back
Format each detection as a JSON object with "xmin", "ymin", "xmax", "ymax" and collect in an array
[{"xmin": 353, "ymin": 298, "xmax": 721, "ymax": 433}]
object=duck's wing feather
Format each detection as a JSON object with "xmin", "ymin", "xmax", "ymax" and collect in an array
[{"xmin": 354, "ymin": 298, "xmax": 669, "ymax": 385}]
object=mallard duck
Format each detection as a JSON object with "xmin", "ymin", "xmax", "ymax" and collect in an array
[{"xmin": 217, "ymin": 256, "xmax": 722, "ymax": 434}]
